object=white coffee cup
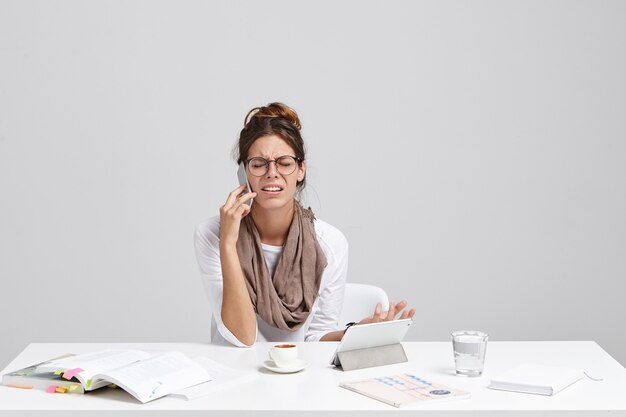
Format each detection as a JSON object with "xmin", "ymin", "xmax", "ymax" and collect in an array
[{"xmin": 269, "ymin": 344, "xmax": 298, "ymax": 367}]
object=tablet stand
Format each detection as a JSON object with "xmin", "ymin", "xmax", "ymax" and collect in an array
[{"xmin": 336, "ymin": 343, "xmax": 408, "ymax": 371}]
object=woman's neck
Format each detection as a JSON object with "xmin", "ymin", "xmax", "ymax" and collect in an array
[{"xmin": 250, "ymin": 200, "xmax": 295, "ymax": 246}]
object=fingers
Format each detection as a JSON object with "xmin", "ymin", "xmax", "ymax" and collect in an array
[
  {"xmin": 358, "ymin": 303, "xmax": 383, "ymax": 325},
  {"xmin": 236, "ymin": 201, "xmax": 252, "ymax": 218},
  {"xmin": 385, "ymin": 301, "xmax": 397, "ymax": 321},
  {"xmin": 383, "ymin": 300, "xmax": 414, "ymax": 322},
  {"xmin": 359, "ymin": 301, "xmax": 415, "ymax": 325},
  {"xmin": 395, "ymin": 300, "xmax": 408, "ymax": 320},
  {"xmin": 224, "ymin": 185, "xmax": 247, "ymax": 209},
  {"xmin": 235, "ymin": 191, "xmax": 257, "ymax": 208},
  {"xmin": 373, "ymin": 303, "xmax": 381, "ymax": 320},
  {"xmin": 222, "ymin": 189, "xmax": 256, "ymax": 217},
  {"xmin": 218, "ymin": 186, "xmax": 257, "ymax": 246},
  {"xmin": 395, "ymin": 300, "xmax": 408, "ymax": 311},
  {"xmin": 379, "ymin": 303, "xmax": 389, "ymax": 320}
]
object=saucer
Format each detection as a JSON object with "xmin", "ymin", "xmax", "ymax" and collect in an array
[{"xmin": 263, "ymin": 359, "xmax": 307, "ymax": 374}]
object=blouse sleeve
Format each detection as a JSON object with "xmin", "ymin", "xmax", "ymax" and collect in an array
[
  {"xmin": 304, "ymin": 229, "xmax": 349, "ymax": 342},
  {"xmin": 193, "ymin": 220, "xmax": 258, "ymax": 347}
]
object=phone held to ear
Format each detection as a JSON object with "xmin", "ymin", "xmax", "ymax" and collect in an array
[{"xmin": 237, "ymin": 162, "xmax": 253, "ymax": 207}]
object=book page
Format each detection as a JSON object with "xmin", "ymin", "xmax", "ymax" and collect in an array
[
  {"xmin": 170, "ymin": 356, "xmax": 258, "ymax": 400},
  {"xmin": 36, "ymin": 349, "xmax": 152, "ymax": 387},
  {"xmin": 93, "ymin": 352, "xmax": 211, "ymax": 403}
]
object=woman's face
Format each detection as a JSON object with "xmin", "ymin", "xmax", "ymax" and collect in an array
[{"xmin": 245, "ymin": 134, "xmax": 305, "ymax": 211}]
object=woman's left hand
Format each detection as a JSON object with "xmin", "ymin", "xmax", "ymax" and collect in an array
[{"xmin": 357, "ymin": 300, "xmax": 416, "ymax": 325}]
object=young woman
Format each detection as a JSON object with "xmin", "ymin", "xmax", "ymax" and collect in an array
[{"xmin": 194, "ymin": 103, "xmax": 415, "ymax": 347}]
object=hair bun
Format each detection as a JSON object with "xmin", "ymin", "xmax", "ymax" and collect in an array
[{"xmin": 243, "ymin": 102, "xmax": 301, "ymax": 130}]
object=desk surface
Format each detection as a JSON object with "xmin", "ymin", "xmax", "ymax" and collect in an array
[{"xmin": 1, "ymin": 341, "xmax": 625, "ymax": 416}]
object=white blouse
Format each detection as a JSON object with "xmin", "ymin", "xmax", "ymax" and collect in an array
[{"xmin": 194, "ymin": 215, "xmax": 349, "ymax": 347}]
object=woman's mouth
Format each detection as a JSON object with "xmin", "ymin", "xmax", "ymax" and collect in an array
[{"xmin": 260, "ymin": 185, "xmax": 283, "ymax": 195}]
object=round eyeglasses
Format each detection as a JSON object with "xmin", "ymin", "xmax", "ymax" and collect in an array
[{"xmin": 246, "ymin": 155, "xmax": 301, "ymax": 177}]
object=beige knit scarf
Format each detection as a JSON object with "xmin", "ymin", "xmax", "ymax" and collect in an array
[{"xmin": 236, "ymin": 201, "xmax": 328, "ymax": 331}]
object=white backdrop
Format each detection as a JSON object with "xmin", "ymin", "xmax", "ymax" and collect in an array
[{"xmin": 1, "ymin": 0, "xmax": 625, "ymax": 369}]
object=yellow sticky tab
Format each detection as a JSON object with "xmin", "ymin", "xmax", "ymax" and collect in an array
[
  {"xmin": 55, "ymin": 387, "xmax": 67, "ymax": 393},
  {"xmin": 108, "ymin": 384, "xmax": 117, "ymax": 389},
  {"xmin": 54, "ymin": 370, "xmax": 63, "ymax": 375},
  {"xmin": 86, "ymin": 379, "xmax": 92, "ymax": 388},
  {"xmin": 68, "ymin": 385, "xmax": 78, "ymax": 392}
]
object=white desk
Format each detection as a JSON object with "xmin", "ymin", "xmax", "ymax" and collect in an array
[{"xmin": 1, "ymin": 341, "xmax": 625, "ymax": 416}]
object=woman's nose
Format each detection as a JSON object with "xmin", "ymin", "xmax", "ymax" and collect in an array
[{"xmin": 265, "ymin": 161, "xmax": 280, "ymax": 177}]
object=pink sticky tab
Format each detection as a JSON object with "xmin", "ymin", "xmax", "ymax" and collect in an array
[
  {"xmin": 62, "ymin": 368, "xmax": 84, "ymax": 380},
  {"xmin": 47, "ymin": 385, "xmax": 57, "ymax": 393}
]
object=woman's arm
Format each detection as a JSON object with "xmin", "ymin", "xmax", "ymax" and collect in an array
[
  {"xmin": 320, "ymin": 330, "xmax": 345, "ymax": 341},
  {"xmin": 320, "ymin": 301, "xmax": 416, "ymax": 341},
  {"xmin": 218, "ymin": 185, "xmax": 258, "ymax": 346},
  {"xmin": 194, "ymin": 221, "xmax": 255, "ymax": 348},
  {"xmin": 305, "ymin": 224, "xmax": 349, "ymax": 342},
  {"xmin": 219, "ymin": 241, "xmax": 257, "ymax": 345}
]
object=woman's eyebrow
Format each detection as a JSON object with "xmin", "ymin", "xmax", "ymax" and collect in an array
[{"xmin": 249, "ymin": 153, "xmax": 294, "ymax": 159}]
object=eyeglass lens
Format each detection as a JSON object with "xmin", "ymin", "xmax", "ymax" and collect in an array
[{"xmin": 247, "ymin": 156, "xmax": 298, "ymax": 176}]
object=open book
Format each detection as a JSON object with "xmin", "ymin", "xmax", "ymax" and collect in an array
[
  {"xmin": 2, "ymin": 354, "xmax": 85, "ymax": 393},
  {"xmin": 34, "ymin": 349, "xmax": 212, "ymax": 403}
]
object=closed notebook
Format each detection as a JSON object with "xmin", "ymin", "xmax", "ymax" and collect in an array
[{"xmin": 488, "ymin": 363, "xmax": 584, "ymax": 396}]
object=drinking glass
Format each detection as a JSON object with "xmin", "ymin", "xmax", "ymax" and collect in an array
[{"xmin": 451, "ymin": 330, "xmax": 488, "ymax": 377}]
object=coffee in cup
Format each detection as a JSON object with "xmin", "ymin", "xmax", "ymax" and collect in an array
[{"xmin": 269, "ymin": 344, "xmax": 298, "ymax": 367}]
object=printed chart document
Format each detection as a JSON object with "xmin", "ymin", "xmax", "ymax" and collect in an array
[
  {"xmin": 340, "ymin": 373, "xmax": 470, "ymax": 408},
  {"xmin": 34, "ymin": 349, "xmax": 212, "ymax": 403}
]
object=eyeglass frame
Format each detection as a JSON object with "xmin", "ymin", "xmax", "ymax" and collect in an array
[{"xmin": 244, "ymin": 155, "xmax": 303, "ymax": 177}]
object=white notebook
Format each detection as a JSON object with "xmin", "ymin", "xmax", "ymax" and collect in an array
[{"xmin": 488, "ymin": 363, "xmax": 584, "ymax": 396}]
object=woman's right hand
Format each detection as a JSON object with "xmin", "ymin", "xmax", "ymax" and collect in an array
[
  {"xmin": 357, "ymin": 300, "xmax": 416, "ymax": 325},
  {"xmin": 219, "ymin": 185, "xmax": 257, "ymax": 247}
]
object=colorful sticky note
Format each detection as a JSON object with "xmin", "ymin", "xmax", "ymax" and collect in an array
[
  {"xmin": 55, "ymin": 386, "xmax": 67, "ymax": 393},
  {"xmin": 68, "ymin": 385, "xmax": 79, "ymax": 392},
  {"xmin": 54, "ymin": 370, "xmax": 63, "ymax": 375},
  {"xmin": 62, "ymin": 368, "xmax": 84, "ymax": 380},
  {"xmin": 46, "ymin": 385, "xmax": 57, "ymax": 393},
  {"xmin": 86, "ymin": 379, "xmax": 92, "ymax": 388}
]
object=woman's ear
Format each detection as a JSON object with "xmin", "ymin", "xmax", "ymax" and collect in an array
[{"xmin": 297, "ymin": 160, "xmax": 306, "ymax": 183}]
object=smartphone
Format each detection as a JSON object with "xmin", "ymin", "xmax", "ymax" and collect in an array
[{"xmin": 237, "ymin": 162, "xmax": 253, "ymax": 207}]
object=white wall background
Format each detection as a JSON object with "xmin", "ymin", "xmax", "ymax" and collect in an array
[{"xmin": 1, "ymin": 0, "xmax": 625, "ymax": 369}]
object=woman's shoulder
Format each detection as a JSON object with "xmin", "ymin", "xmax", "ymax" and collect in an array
[
  {"xmin": 314, "ymin": 217, "xmax": 348, "ymax": 258},
  {"xmin": 194, "ymin": 215, "xmax": 221, "ymax": 247}
]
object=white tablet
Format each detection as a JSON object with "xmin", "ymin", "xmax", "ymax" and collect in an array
[{"xmin": 330, "ymin": 319, "xmax": 413, "ymax": 366}]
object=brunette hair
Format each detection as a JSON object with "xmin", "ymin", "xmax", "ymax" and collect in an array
[{"xmin": 236, "ymin": 102, "xmax": 307, "ymax": 190}]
